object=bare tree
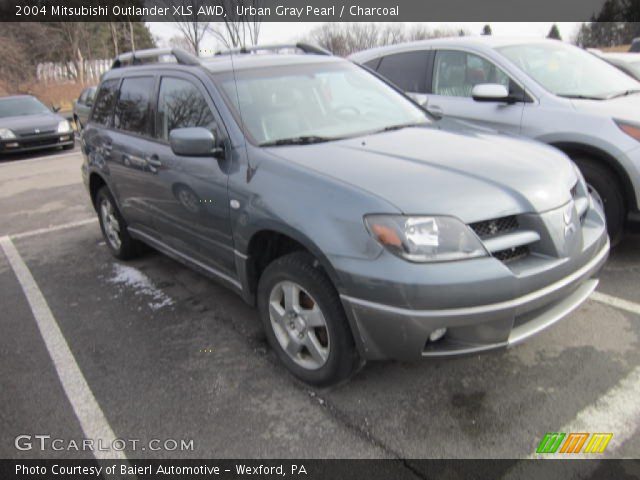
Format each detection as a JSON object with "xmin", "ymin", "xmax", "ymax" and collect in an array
[
  {"xmin": 307, "ymin": 23, "xmax": 471, "ymax": 57},
  {"xmin": 161, "ymin": 0, "xmax": 211, "ymax": 55},
  {"xmin": 210, "ymin": 0, "xmax": 263, "ymax": 49}
]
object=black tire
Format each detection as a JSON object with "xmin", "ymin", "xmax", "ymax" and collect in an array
[
  {"xmin": 95, "ymin": 186, "xmax": 142, "ymax": 260},
  {"xmin": 572, "ymin": 156, "xmax": 625, "ymax": 245},
  {"xmin": 257, "ymin": 252, "xmax": 359, "ymax": 386},
  {"xmin": 62, "ymin": 142, "xmax": 75, "ymax": 150}
]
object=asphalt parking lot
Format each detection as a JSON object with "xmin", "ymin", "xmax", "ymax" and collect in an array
[{"xmin": 1, "ymin": 148, "xmax": 639, "ymax": 463}]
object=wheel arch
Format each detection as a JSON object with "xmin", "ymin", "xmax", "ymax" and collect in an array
[
  {"xmin": 550, "ymin": 141, "xmax": 637, "ymax": 213},
  {"xmin": 237, "ymin": 224, "xmax": 344, "ymax": 307}
]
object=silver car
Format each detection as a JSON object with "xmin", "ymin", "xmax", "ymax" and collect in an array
[{"xmin": 350, "ymin": 38, "xmax": 640, "ymax": 244}]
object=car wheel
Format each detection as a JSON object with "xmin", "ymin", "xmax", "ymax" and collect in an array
[
  {"xmin": 96, "ymin": 186, "xmax": 141, "ymax": 260},
  {"xmin": 257, "ymin": 252, "xmax": 359, "ymax": 386},
  {"xmin": 573, "ymin": 157, "xmax": 625, "ymax": 246},
  {"xmin": 63, "ymin": 142, "xmax": 75, "ymax": 150}
]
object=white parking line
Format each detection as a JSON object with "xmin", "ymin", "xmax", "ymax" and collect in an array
[
  {"xmin": 10, "ymin": 218, "xmax": 98, "ymax": 240},
  {"xmin": 0, "ymin": 235, "xmax": 125, "ymax": 460},
  {"xmin": 591, "ymin": 291, "xmax": 640, "ymax": 316}
]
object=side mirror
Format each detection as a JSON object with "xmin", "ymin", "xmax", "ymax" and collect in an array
[
  {"xmin": 407, "ymin": 92, "xmax": 428, "ymax": 107},
  {"xmin": 52, "ymin": 105, "xmax": 61, "ymax": 113},
  {"xmin": 471, "ymin": 84, "xmax": 510, "ymax": 102},
  {"xmin": 169, "ymin": 127, "xmax": 222, "ymax": 157}
]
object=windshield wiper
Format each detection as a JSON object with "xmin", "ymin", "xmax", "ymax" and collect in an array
[
  {"xmin": 377, "ymin": 122, "xmax": 430, "ymax": 133},
  {"xmin": 557, "ymin": 94, "xmax": 606, "ymax": 100},
  {"xmin": 259, "ymin": 135, "xmax": 333, "ymax": 147},
  {"xmin": 604, "ymin": 89, "xmax": 640, "ymax": 100}
]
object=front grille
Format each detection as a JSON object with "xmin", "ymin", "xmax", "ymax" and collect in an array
[
  {"xmin": 18, "ymin": 129, "xmax": 56, "ymax": 137},
  {"xmin": 493, "ymin": 245, "xmax": 529, "ymax": 263},
  {"xmin": 19, "ymin": 137, "xmax": 61, "ymax": 148},
  {"xmin": 470, "ymin": 215, "xmax": 518, "ymax": 239}
]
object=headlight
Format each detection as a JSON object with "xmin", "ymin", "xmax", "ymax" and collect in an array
[
  {"xmin": 364, "ymin": 215, "xmax": 487, "ymax": 263},
  {"xmin": 57, "ymin": 120, "xmax": 72, "ymax": 133},
  {"xmin": 615, "ymin": 119, "xmax": 640, "ymax": 142},
  {"xmin": 0, "ymin": 128, "xmax": 16, "ymax": 140}
]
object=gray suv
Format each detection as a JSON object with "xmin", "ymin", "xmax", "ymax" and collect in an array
[
  {"xmin": 350, "ymin": 38, "xmax": 640, "ymax": 244},
  {"xmin": 82, "ymin": 46, "xmax": 608, "ymax": 385}
]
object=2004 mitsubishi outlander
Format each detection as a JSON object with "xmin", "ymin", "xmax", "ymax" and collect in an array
[{"xmin": 82, "ymin": 45, "xmax": 609, "ymax": 385}]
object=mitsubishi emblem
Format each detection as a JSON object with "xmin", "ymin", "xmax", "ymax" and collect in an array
[{"xmin": 34, "ymin": 128, "xmax": 40, "ymax": 134}]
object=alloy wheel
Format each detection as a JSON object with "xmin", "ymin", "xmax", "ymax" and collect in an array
[{"xmin": 268, "ymin": 280, "xmax": 330, "ymax": 370}]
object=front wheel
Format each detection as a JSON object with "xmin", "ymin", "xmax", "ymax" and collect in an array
[
  {"xmin": 257, "ymin": 252, "xmax": 359, "ymax": 386},
  {"xmin": 573, "ymin": 157, "xmax": 625, "ymax": 246}
]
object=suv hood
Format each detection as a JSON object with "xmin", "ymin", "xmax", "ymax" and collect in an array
[
  {"xmin": 571, "ymin": 93, "xmax": 640, "ymax": 123},
  {"xmin": 266, "ymin": 127, "xmax": 577, "ymax": 223},
  {"xmin": 0, "ymin": 113, "xmax": 63, "ymax": 135}
]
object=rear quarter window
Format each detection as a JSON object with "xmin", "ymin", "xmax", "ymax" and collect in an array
[{"xmin": 90, "ymin": 79, "xmax": 119, "ymax": 126}]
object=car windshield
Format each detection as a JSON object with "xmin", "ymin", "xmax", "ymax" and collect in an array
[
  {"xmin": 0, "ymin": 96, "xmax": 51, "ymax": 118},
  {"xmin": 213, "ymin": 61, "xmax": 429, "ymax": 146},
  {"xmin": 497, "ymin": 42, "xmax": 640, "ymax": 99}
]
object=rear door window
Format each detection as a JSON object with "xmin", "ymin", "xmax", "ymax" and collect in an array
[
  {"xmin": 113, "ymin": 76, "xmax": 155, "ymax": 136},
  {"xmin": 376, "ymin": 51, "xmax": 430, "ymax": 93},
  {"xmin": 90, "ymin": 79, "xmax": 119, "ymax": 126}
]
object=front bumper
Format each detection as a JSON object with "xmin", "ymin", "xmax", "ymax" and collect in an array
[
  {"xmin": 338, "ymin": 195, "xmax": 609, "ymax": 361},
  {"xmin": 0, "ymin": 133, "xmax": 74, "ymax": 154},
  {"xmin": 340, "ymin": 239, "xmax": 607, "ymax": 360}
]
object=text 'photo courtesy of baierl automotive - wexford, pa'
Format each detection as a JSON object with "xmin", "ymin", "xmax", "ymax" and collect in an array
[{"xmin": 0, "ymin": 1, "xmax": 639, "ymax": 479}]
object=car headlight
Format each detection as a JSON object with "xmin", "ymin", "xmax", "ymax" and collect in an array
[
  {"xmin": 0, "ymin": 128, "xmax": 16, "ymax": 140},
  {"xmin": 615, "ymin": 119, "xmax": 640, "ymax": 142},
  {"xmin": 364, "ymin": 214, "xmax": 487, "ymax": 263},
  {"xmin": 57, "ymin": 120, "xmax": 72, "ymax": 133}
]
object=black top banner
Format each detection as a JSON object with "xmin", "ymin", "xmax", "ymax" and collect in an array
[{"xmin": 0, "ymin": 0, "xmax": 634, "ymax": 22}]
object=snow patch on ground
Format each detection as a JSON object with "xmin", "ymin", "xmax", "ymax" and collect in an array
[{"xmin": 108, "ymin": 264, "xmax": 174, "ymax": 311}]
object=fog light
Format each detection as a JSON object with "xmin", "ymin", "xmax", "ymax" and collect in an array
[
  {"xmin": 6, "ymin": 142, "xmax": 19, "ymax": 148},
  {"xmin": 429, "ymin": 328, "xmax": 447, "ymax": 342}
]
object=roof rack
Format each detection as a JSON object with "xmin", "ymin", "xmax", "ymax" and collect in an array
[
  {"xmin": 112, "ymin": 48, "xmax": 200, "ymax": 69},
  {"xmin": 214, "ymin": 43, "xmax": 331, "ymax": 57}
]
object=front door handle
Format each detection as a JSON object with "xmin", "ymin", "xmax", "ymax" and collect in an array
[
  {"xmin": 145, "ymin": 155, "xmax": 162, "ymax": 173},
  {"xmin": 146, "ymin": 155, "xmax": 162, "ymax": 167}
]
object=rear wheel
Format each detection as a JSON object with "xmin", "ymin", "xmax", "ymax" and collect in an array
[
  {"xmin": 572, "ymin": 156, "xmax": 625, "ymax": 245},
  {"xmin": 257, "ymin": 252, "xmax": 359, "ymax": 386},
  {"xmin": 96, "ymin": 186, "xmax": 142, "ymax": 260}
]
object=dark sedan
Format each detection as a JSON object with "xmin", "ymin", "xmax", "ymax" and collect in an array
[{"xmin": 0, "ymin": 95, "xmax": 75, "ymax": 155}]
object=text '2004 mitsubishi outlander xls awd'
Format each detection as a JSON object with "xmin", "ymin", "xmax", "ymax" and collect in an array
[{"xmin": 81, "ymin": 45, "xmax": 609, "ymax": 385}]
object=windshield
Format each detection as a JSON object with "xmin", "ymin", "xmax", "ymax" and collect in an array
[
  {"xmin": 497, "ymin": 42, "xmax": 640, "ymax": 99},
  {"xmin": 213, "ymin": 61, "xmax": 429, "ymax": 145},
  {"xmin": 0, "ymin": 96, "xmax": 51, "ymax": 118}
]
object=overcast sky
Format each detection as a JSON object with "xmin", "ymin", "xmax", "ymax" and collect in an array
[{"xmin": 148, "ymin": 22, "xmax": 583, "ymax": 51}]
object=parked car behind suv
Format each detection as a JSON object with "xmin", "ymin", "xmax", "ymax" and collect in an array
[
  {"xmin": 0, "ymin": 95, "xmax": 74, "ymax": 155},
  {"xmin": 73, "ymin": 86, "xmax": 97, "ymax": 130},
  {"xmin": 597, "ymin": 52, "xmax": 640, "ymax": 82},
  {"xmin": 82, "ymin": 46, "xmax": 608, "ymax": 385},
  {"xmin": 350, "ymin": 38, "xmax": 640, "ymax": 244}
]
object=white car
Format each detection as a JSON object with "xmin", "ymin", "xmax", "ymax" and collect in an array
[{"xmin": 350, "ymin": 38, "xmax": 640, "ymax": 243}]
